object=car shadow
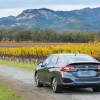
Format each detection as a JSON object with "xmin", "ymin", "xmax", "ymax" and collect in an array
[
  {"xmin": 42, "ymin": 86, "xmax": 100, "ymax": 94},
  {"xmin": 62, "ymin": 88, "xmax": 93, "ymax": 94}
]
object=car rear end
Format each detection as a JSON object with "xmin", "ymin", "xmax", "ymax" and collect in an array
[{"xmin": 61, "ymin": 62, "xmax": 100, "ymax": 87}]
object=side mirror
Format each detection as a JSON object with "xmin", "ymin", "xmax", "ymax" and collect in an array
[
  {"xmin": 37, "ymin": 62, "xmax": 45, "ymax": 68},
  {"xmin": 41, "ymin": 63, "xmax": 48, "ymax": 67},
  {"xmin": 41, "ymin": 64, "xmax": 45, "ymax": 67},
  {"xmin": 38, "ymin": 62, "xmax": 43, "ymax": 66}
]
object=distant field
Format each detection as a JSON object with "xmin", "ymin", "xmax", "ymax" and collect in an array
[{"xmin": 0, "ymin": 42, "xmax": 83, "ymax": 48}]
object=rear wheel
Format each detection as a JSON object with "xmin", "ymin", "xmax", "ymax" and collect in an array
[
  {"xmin": 92, "ymin": 87, "xmax": 100, "ymax": 92},
  {"xmin": 51, "ymin": 77, "xmax": 62, "ymax": 93},
  {"xmin": 35, "ymin": 73, "xmax": 43, "ymax": 87}
]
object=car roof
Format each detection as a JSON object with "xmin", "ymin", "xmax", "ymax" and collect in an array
[{"xmin": 51, "ymin": 53, "xmax": 89, "ymax": 56}]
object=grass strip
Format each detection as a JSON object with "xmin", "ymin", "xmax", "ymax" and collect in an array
[
  {"xmin": 0, "ymin": 83, "xmax": 24, "ymax": 100},
  {"xmin": 0, "ymin": 60, "xmax": 36, "ymax": 71}
]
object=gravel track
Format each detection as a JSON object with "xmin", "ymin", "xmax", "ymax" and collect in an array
[{"xmin": 0, "ymin": 65, "xmax": 100, "ymax": 100}]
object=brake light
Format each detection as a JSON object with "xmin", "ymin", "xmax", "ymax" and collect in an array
[
  {"xmin": 60, "ymin": 65, "xmax": 76, "ymax": 72},
  {"xmin": 97, "ymin": 65, "xmax": 100, "ymax": 72}
]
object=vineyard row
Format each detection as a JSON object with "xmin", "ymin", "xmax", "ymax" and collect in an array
[{"xmin": 0, "ymin": 43, "xmax": 100, "ymax": 64}]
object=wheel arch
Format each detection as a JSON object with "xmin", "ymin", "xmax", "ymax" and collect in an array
[
  {"xmin": 34, "ymin": 71, "xmax": 37, "ymax": 76},
  {"xmin": 50, "ymin": 75, "xmax": 62, "ymax": 86}
]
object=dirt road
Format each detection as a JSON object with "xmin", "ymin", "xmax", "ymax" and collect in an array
[{"xmin": 0, "ymin": 65, "xmax": 100, "ymax": 100}]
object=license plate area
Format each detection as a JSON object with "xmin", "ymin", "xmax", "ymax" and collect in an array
[{"xmin": 77, "ymin": 71, "xmax": 96, "ymax": 77}]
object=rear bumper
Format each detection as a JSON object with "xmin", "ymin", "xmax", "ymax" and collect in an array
[
  {"xmin": 60, "ymin": 72, "xmax": 100, "ymax": 87},
  {"xmin": 61, "ymin": 78, "xmax": 100, "ymax": 87},
  {"xmin": 62, "ymin": 82, "xmax": 100, "ymax": 87}
]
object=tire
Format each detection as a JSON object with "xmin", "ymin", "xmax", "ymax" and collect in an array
[
  {"xmin": 92, "ymin": 87, "xmax": 100, "ymax": 92},
  {"xmin": 51, "ymin": 77, "xmax": 62, "ymax": 93},
  {"xmin": 35, "ymin": 73, "xmax": 43, "ymax": 87}
]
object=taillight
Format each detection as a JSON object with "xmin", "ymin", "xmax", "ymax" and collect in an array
[
  {"xmin": 97, "ymin": 65, "xmax": 100, "ymax": 72},
  {"xmin": 60, "ymin": 65, "xmax": 76, "ymax": 72}
]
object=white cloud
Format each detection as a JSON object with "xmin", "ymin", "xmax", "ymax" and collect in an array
[
  {"xmin": 0, "ymin": 8, "xmax": 24, "ymax": 17},
  {"xmin": 44, "ymin": 4, "xmax": 100, "ymax": 11},
  {"xmin": 0, "ymin": 4, "xmax": 99, "ymax": 18}
]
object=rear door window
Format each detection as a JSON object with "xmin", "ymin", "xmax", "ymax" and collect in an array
[
  {"xmin": 43, "ymin": 55, "xmax": 53, "ymax": 65},
  {"xmin": 57, "ymin": 57, "xmax": 64, "ymax": 64},
  {"xmin": 56, "ymin": 56, "xmax": 67, "ymax": 67},
  {"xmin": 49, "ymin": 55, "xmax": 59, "ymax": 65}
]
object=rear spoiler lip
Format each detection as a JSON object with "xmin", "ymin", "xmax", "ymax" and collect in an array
[{"xmin": 68, "ymin": 61, "xmax": 100, "ymax": 65}]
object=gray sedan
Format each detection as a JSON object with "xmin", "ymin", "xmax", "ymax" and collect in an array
[{"xmin": 35, "ymin": 54, "xmax": 100, "ymax": 93}]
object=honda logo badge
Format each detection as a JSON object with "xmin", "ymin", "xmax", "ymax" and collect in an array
[{"xmin": 85, "ymin": 66, "xmax": 89, "ymax": 69}]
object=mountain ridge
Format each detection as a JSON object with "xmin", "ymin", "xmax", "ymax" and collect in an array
[{"xmin": 0, "ymin": 7, "xmax": 100, "ymax": 31}]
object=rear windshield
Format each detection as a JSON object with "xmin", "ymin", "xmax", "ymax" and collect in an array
[{"xmin": 63, "ymin": 55, "xmax": 96, "ymax": 64}]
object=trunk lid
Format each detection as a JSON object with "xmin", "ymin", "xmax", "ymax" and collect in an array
[{"xmin": 69, "ymin": 62, "xmax": 100, "ymax": 78}]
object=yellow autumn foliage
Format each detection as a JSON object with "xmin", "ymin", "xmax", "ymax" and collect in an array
[{"xmin": 0, "ymin": 43, "xmax": 100, "ymax": 58}]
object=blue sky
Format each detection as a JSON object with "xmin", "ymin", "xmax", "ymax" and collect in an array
[
  {"xmin": 0, "ymin": 0, "xmax": 100, "ymax": 17},
  {"xmin": 0, "ymin": 0, "xmax": 100, "ymax": 8}
]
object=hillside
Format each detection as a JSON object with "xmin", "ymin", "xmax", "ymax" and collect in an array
[{"xmin": 0, "ymin": 7, "xmax": 100, "ymax": 31}]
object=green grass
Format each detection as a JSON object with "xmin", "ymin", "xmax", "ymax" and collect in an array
[
  {"xmin": 0, "ymin": 83, "xmax": 24, "ymax": 100},
  {"xmin": 0, "ymin": 60, "xmax": 36, "ymax": 71}
]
